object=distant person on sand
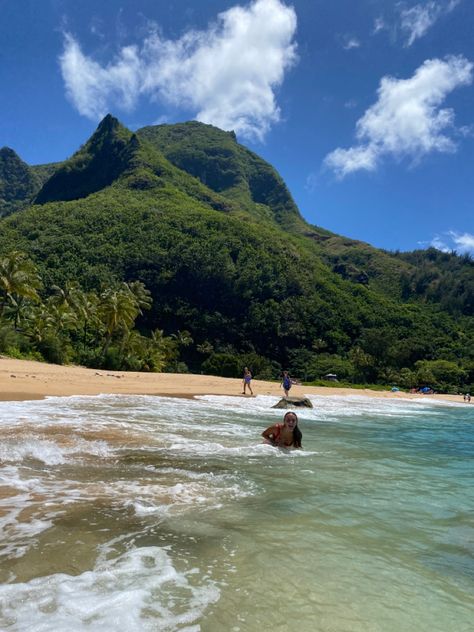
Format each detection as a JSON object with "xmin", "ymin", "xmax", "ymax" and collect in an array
[
  {"xmin": 262, "ymin": 411, "xmax": 302, "ymax": 448},
  {"xmin": 242, "ymin": 367, "xmax": 254, "ymax": 396},
  {"xmin": 464, "ymin": 393, "xmax": 471, "ymax": 403},
  {"xmin": 281, "ymin": 371, "xmax": 292, "ymax": 397}
]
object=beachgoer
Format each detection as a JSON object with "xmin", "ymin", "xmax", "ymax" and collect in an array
[
  {"xmin": 281, "ymin": 371, "xmax": 292, "ymax": 397},
  {"xmin": 465, "ymin": 393, "xmax": 471, "ymax": 403},
  {"xmin": 242, "ymin": 367, "xmax": 254, "ymax": 395},
  {"xmin": 262, "ymin": 411, "xmax": 302, "ymax": 448}
]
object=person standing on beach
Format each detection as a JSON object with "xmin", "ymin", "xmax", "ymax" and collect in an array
[
  {"xmin": 281, "ymin": 371, "xmax": 292, "ymax": 397},
  {"xmin": 262, "ymin": 411, "xmax": 302, "ymax": 448},
  {"xmin": 242, "ymin": 367, "xmax": 254, "ymax": 395}
]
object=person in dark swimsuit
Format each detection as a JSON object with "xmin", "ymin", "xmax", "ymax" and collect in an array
[
  {"xmin": 262, "ymin": 411, "xmax": 302, "ymax": 448},
  {"xmin": 242, "ymin": 367, "xmax": 254, "ymax": 395},
  {"xmin": 281, "ymin": 371, "xmax": 292, "ymax": 397}
]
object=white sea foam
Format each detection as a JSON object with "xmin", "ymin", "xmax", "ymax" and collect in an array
[
  {"xmin": 0, "ymin": 392, "xmax": 471, "ymax": 631},
  {"xmin": 194, "ymin": 393, "xmax": 455, "ymax": 425},
  {"xmin": 0, "ymin": 546, "xmax": 220, "ymax": 631},
  {"xmin": 0, "ymin": 490, "xmax": 54, "ymax": 561},
  {"xmin": 0, "ymin": 436, "xmax": 111, "ymax": 466}
]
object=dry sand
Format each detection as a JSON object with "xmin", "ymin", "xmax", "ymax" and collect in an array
[{"xmin": 0, "ymin": 357, "xmax": 463, "ymax": 404}]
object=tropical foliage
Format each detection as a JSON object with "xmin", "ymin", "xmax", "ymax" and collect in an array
[{"xmin": 0, "ymin": 251, "xmax": 184, "ymax": 371}]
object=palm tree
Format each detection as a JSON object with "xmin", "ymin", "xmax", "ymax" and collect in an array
[
  {"xmin": 127, "ymin": 281, "xmax": 152, "ymax": 313},
  {"xmin": 169, "ymin": 329, "xmax": 193, "ymax": 371},
  {"xmin": 0, "ymin": 251, "xmax": 41, "ymax": 323},
  {"xmin": 99, "ymin": 285, "xmax": 139, "ymax": 356},
  {"xmin": 24, "ymin": 304, "xmax": 56, "ymax": 345},
  {"xmin": 51, "ymin": 282, "xmax": 99, "ymax": 350},
  {"xmin": 171, "ymin": 330, "xmax": 193, "ymax": 348}
]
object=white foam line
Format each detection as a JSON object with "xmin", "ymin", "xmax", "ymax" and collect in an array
[{"xmin": 0, "ymin": 546, "xmax": 220, "ymax": 631}]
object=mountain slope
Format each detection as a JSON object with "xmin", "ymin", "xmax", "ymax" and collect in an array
[
  {"xmin": 34, "ymin": 115, "xmax": 237, "ymax": 214},
  {"xmin": 137, "ymin": 121, "xmax": 304, "ymax": 229},
  {"xmin": 135, "ymin": 121, "xmax": 419, "ymax": 300},
  {"xmin": 0, "ymin": 147, "xmax": 54, "ymax": 216},
  {"xmin": 34, "ymin": 115, "xmax": 134, "ymax": 204}
]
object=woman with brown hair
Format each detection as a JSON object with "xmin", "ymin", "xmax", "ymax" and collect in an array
[{"xmin": 262, "ymin": 411, "xmax": 302, "ymax": 448}]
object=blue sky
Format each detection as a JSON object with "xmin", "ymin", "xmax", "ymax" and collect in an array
[{"xmin": 1, "ymin": 0, "xmax": 473, "ymax": 254}]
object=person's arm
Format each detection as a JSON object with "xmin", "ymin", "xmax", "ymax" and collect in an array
[{"xmin": 262, "ymin": 424, "xmax": 278, "ymax": 444}]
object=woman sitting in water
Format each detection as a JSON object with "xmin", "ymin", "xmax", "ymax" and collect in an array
[{"xmin": 262, "ymin": 411, "xmax": 302, "ymax": 448}]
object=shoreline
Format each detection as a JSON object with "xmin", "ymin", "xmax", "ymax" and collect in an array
[{"xmin": 0, "ymin": 357, "xmax": 465, "ymax": 405}]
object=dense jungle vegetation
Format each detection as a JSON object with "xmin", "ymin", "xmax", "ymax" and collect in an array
[{"xmin": 0, "ymin": 115, "xmax": 472, "ymax": 393}]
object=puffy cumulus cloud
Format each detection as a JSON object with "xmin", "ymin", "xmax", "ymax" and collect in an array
[
  {"xmin": 400, "ymin": 0, "xmax": 461, "ymax": 47},
  {"xmin": 60, "ymin": 34, "xmax": 142, "ymax": 120},
  {"xmin": 324, "ymin": 56, "xmax": 473, "ymax": 178},
  {"xmin": 59, "ymin": 0, "xmax": 297, "ymax": 140},
  {"xmin": 430, "ymin": 231, "xmax": 474, "ymax": 255}
]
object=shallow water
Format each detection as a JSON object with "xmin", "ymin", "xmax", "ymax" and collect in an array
[{"xmin": 0, "ymin": 393, "xmax": 473, "ymax": 631}]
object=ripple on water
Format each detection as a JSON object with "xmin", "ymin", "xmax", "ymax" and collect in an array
[{"xmin": 0, "ymin": 394, "xmax": 473, "ymax": 631}]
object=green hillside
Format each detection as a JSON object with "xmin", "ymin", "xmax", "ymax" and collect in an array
[
  {"xmin": 0, "ymin": 115, "xmax": 472, "ymax": 392},
  {"xmin": 136, "ymin": 122, "xmax": 422, "ymax": 300},
  {"xmin": 0, "ymin": 147, "xmax": 58, "ymax": 216},
  {"xmin": 137, "ymin": 121, "xmax": 303, "ymax": 230}
]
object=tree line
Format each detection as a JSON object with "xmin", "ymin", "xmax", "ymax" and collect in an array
[
  {"xmin": 0, "ymin": 250, "xmax": 190, "ymax": 371},
  {"xmin": 1, "ymin": 249, "xmax": 472, "ymax": 394}
]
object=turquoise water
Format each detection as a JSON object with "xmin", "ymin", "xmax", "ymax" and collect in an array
[{"xmin": 0, "ymin": 393, "xmax": 472, "ymax": 631}]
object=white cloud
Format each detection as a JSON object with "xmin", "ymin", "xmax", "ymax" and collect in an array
[
  {"xmin": 324, "ymin": 56, "xmax": 473, "ymax": 178},
  {"xmin": 305, "ymin": 172, "xmax": 319, "ymax": 192},
  {"xmin": 430, "ymin": 231, "xmax": 474, "ymax": 255},
  {"xmin": 341, "ymin": 36, "xmax": 360, "ymax": 50},
  {"xmin": 59, "ymin": 0, "xmax": 297, "ymax": 140},
  {"xmin": 60, "ymin": 34, "xmax": 142, "ymax": 120},
  {"xmin": 400, "ymin": 0, "xmax": 461, "ymax": 47},
  {"xmin": 373, "ymin": 17, "xmax": 386, "ymax": 34},
  {"xmin": 449, "ymin": 231, "xmax": 474, "ymax": 254},
  {"xmin": 429, "ymin": 236, "xmax": 450, "ymax": 251}
]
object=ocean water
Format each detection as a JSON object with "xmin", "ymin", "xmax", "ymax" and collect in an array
[{"xmin": 0, "ymin": 393, "xmax": 472, "ymax": 631}]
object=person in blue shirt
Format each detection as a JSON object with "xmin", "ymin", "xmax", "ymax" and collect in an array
[{"xmin": 281, "ymin": 371, "xmax": 292, "ymax": 397}]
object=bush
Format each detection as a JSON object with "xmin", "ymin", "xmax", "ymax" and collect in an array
[
  {"xmin": 307, "ymin": 354, "xmax": 355, "ymax": 382},
  {"xmin": 240, "ymin": 352, "xmax": 278, "ymax": 380},
  {"xmin": 397, "ymin": 367, "xmax": 417, "ymax": 389},
  {"xmin": 36, "ymin": 336, "xmax": 70, "ymax": 365},
  {"xmin": 415, "ymin": 359, "xmax": 467, "ymax": 391},
  {"xmin": 74, "ymin": 347, "xmax": 104, "ymax": 368},
  {"xmin": 101, "ymin": 346, "xmax": 122, "ymax": 371},
  {"xmin": 202, "ymin": 352, "xmax": 241, "ymax": 377}
]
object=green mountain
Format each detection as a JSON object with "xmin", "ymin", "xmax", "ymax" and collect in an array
[
  {"xmin": 0, "ymin": 147, "xmax": 57, "ymax": 216},
  {"xmin": 0, "ymin": 115, "xmax": 472, "ymax": 389},
  {"xmin": 136, "ymin": 121, "xmax": 303, "ymax": 229},
  {"xmin": 134, "ymin": 123, "xmax": 428, "ymax": 301}
]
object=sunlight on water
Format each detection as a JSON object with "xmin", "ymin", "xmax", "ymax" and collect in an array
[{"xmin": 0, "ymin": 393, "xmax": 473, "ymax": 631}]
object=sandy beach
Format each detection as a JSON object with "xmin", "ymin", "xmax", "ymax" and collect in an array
[{"xmin": 0, "ymin": 357, "xmax": 462, "ymax": 403}]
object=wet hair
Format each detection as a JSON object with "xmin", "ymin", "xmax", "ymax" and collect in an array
[{"xmin": 284, "ymin": 411, "xmax": 302, "ymax": 448}]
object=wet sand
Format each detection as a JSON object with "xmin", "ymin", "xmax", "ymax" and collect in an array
[{"xmin": 0, "ymin": 357, "xmax": 463, "ymax": 404}]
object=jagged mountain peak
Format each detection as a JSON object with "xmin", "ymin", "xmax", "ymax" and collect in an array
[
  {"xmin": 0, "ymin": 146, "xmax": 22, "ymax": 159},
  {"xmin": 87, "ymin": 114, "xmax": 133, "ymax": 146},
  {"xmin": 2, "ymin": 115, "xmax": 304, "ymax": 229},
  {"xmin": 96, "ymin": 113, "xmax": 121, "ymax": 131},
  {"xmin": 0, "ymin": 146, "xmax": 40, "ymax": 216},
  {"xmin": 34, "ymin": 116, "xmax": 137, "ymax": 204}
]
